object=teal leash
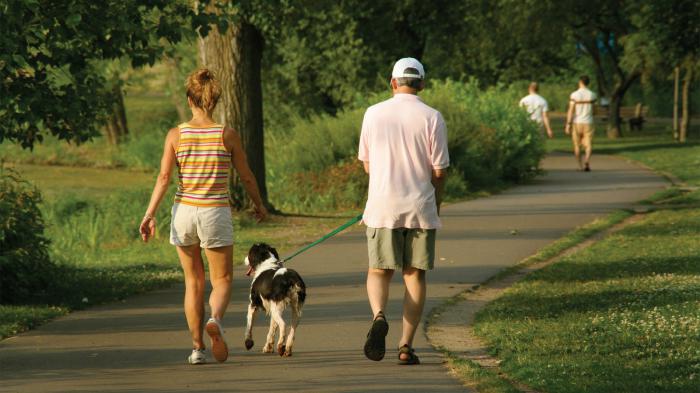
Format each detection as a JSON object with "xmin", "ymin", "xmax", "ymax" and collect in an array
[{"xmin": 282, "ymin": 214, "xmax": 363, "ymax": 263}]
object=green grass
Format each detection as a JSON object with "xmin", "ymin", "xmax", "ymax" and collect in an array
[
  {"xmin": 5, "ymin": 163, "xmax": 154, "ymax": 198},
  {"xmin": 465, "ymin": 117, "xmax": 700, "ymax": 392},
  {"xmin": 0, "ymin": 95, "xmax": 177, "ymax": 171},
  {"xmin": 474, "ymin": 209, "xmax": 700, "ymax": 392},
  {"xmin": 0, "ymin": 305, "xmax": 68, "ymax": 339},
  {"xmin": 447, "ymin": 356, "xmax": 521, "ymax": 393}
]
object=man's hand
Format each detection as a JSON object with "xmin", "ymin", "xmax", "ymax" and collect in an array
[
  {"xmin": 546, "ymin": 128, "xmax": 554, "ymax": 139},
  {"xmin": 139, "ymin": 215, "xmax": 155, "ymax": 243},
  {"xmin": 565, "ymin": 124, "xmax": 571, "ymax": 135}
]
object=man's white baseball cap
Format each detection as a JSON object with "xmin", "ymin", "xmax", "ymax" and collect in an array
[{"xmin": 391, "ymin": 57, "xmax": 425, "ymax": 79}]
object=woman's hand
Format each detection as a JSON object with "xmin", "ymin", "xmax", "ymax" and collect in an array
[
  {"xmin": 252, "ymin": 205, "xmax": 268, "ymax": 223},
  {"xmin": 139, "ymin": 214, "xmax": 156, "ymax": 242}
]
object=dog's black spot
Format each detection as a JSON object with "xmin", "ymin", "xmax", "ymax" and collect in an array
[{"xmin": 251, "ymin": 269, "xmax": 306, "ymax": 308}]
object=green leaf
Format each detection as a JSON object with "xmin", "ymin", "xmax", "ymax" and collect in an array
[{"xmin": 66, "ymin": 14, "xmax": 82, "ymax": 28}]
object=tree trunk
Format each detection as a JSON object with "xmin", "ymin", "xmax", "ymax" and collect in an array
[
  {"xmin": 585, "ymin": 39, "xmax": 609, "ymax": 98},
  {"xmin": 607, "ymin": 95, "xmax": 622, "ymax": 139},
  {"xmin": 679, "ymin": 62, "xmax": 693, "ymax": 143},
  {"xmin": 105, "ymin": 82, "xmax": 128, "ymax": 145},
  {"xmin": 673, "ymin": 65, "xmax": 680, "ymax": 139},
  {"xmin": 606, "ymin": 72, "xmax": 639, "ymax": 139},
  {"xmin": 198, "ymin": 20, "xmax": 270, "ymax": 211}
]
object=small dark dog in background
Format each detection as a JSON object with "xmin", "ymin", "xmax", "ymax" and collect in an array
[
  {"xmin": 629, "ymin": 116, "xmax": 645, "ymax": 132},
  {"xmin": 243, "ymin": 243, "xmax": 306, "ymax": 357}
]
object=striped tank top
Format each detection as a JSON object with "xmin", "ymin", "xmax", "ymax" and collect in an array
[{"xmin": 174, "ymin": 123, "xmax": 231, "ymax": 207}]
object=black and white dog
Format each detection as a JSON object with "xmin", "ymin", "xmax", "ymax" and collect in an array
[{"xmin": 243, "ymin": 243, "xmax": 306, "ymax": 357}]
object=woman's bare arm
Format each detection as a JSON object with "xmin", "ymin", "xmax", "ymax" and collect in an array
[
  {"xmin": 224, "ymin": 128, "xmax": 268, "ymax": 221},
  {"xmin": 140, "ymin": 128, "xmax": 178, "ymax": 242}
]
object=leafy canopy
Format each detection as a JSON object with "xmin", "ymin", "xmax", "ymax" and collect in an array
[{"xmin": 0, "ymin": 0, "xmax": 191, "ymax": 148}]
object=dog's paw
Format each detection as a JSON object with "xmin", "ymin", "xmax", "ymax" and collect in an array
[
  {"xmin": 245, "ymin": 339, "xmax": 254, "ymax": 350},
  {"xmin": 277, "ymin": 344, "xmax": 286, "ymax": 356},
  {"xmin": 262, "ymin": 343, "xmax": 274, "ymax": 353},
  {"xmin": 283, "ymin": 349, "xmax": 292, "ymax": 357}
]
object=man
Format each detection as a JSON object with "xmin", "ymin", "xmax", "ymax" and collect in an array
[
  {"xmin": 519, "ymin": 82, "xmax": 553, "ymax": 138},
  {"xmin": 565, "ymin": 75, "xmax": 597, "ymax": 171},
  {"xmin": 358, "ymin": 57, "xmax": 449, "ymax": 365}
]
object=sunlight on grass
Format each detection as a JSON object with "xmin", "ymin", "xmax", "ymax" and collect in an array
[{"xmin": 474, "ymin": 203, "xmax": 700, "ymax": 393}]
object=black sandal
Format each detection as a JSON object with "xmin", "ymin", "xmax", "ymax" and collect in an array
[
  {"xmin": 397, "ymin": 344, "xmax": 420, "ymax": 365},
  {"xmin": 363, "ymin": 311, "xmax": 389, "ymax": 361}
]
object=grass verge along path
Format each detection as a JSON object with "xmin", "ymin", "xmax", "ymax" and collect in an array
[
  {"xmin": 470, "ymin": 206, "xmax": 700, "ymax": 393},
  {"xmin": 427, "ymin": 211, "xmax": 638, "ymax": 393}
]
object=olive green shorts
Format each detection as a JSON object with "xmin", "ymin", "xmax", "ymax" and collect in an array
[{"xmin": 366, "ymin": 227, "xmax": 436, "ymax": 271}]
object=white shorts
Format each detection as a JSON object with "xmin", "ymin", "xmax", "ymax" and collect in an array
[{"xmin": 170, "ymin": 203, "xmax": 234, "ymax": 249}]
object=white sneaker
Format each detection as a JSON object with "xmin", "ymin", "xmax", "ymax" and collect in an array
[
  {"xmin": 205, "ymin": 317, "xmax": 229, "ymax": 363},
  {"xmin": 188, "ymin": 348, "xmax": 206, "ymax": 365}
]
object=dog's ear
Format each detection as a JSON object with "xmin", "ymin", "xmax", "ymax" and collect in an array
[{"xmin": 270, "ymin": 247, "xmax": 279, "ymax": 260}]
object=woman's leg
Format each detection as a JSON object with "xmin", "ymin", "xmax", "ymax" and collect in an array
[
  {"xmin": 177, "ymin": 244, "xmax": 206, "ymax": 349},
  {"xmin": 203, "ymin": 245, "xmax": 233, "ymax": 320}
]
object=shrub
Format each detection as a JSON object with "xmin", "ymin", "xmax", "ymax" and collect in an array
[
  {"xmin": 428, "ymin": 80, "xmax": 545, "ymax": 189},
  {"xmin": 267, "ymin": 79, "xmax": 546, "ymax": 212},
  {"xmin": 0, "ymin": 167, "xmax": 54, "ymax": 304},
  {"xmin": 44, "ymin": 186, "xmax": 175, "ymax": 265}
]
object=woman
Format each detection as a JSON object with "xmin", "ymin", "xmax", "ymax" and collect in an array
[{"xmin": 139, "ymin": 68, "xmax": 268, "ymax": 365}]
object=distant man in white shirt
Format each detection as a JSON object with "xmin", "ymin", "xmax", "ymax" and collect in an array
[
  {"xmin": 565, "ymin": 75, "xmax": 597, "ymax": 171},
  {"xmin": 358, "ymin": 57, "xmax": 449, "ymax": 365},
  {"xmin": 519, "ymin": 82, "xmax": 553, "ymax": 138}
]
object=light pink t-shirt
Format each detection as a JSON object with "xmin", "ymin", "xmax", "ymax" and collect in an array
[{"xmin": 358, "ymin": 93, "xmax": 450, "ymax": 229}]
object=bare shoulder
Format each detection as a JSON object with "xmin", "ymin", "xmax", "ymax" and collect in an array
[
  {"xmin": 223, "ymin": 127, "xmax": 242, "ymax": 152},
  {"xmin": 166, "ymin": 127, "xmax": 180, "ymax": 150},
  {"xmin": 167, "ymin": 127, "xmax": 180, "ymax": 138}
]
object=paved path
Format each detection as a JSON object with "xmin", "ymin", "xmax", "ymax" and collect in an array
[{"xmin": 0, "ymin": 153, "xmax": 666, "ymax": 393}]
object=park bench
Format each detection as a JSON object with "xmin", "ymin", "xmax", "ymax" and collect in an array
[{"xmin": 594, "ymin": 103, "xmax": 649, "ymax": 131}]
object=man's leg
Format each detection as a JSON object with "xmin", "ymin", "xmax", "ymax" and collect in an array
[
  {"xmin": 365, "ymin": 268, "xmax": 393, "ymax": 361},
  {"xmin": 583, "ymin": 125, "xmax": 594, "ymax": 169},
  {"xmin": 572, "ymin": 126, "xmax": 583, "ymax": 170},
  {"xmin": 364, "ymin": 227, "xmax": 400, "ymax": 361},
  {"xmin": 399, "ymin": 266, "xmax": 426, "ymax": 353},
  {"xmin": 396, "ymin": 228, "xmax": 435, "ymax": 364},
  {"xmin": 367, "ymin": 268, "xmax": 394, "ymax": 318},
  {"xmin": 584, "ymin": 145, "xmax": 592, "ymax": 167}
]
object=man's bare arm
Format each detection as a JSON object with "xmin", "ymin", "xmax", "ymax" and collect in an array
[
  {"xmin": 543, "ymin": 111, "xmax": 553, "ymax": 138},
  {"xmin": 565, "ymin": 100, "xmax": 575, "ymax": 134},
  {"xmin": 363, "ymin": 161, "xmax": 369, "ymax": 174},
  {"xmin": 432, "ymin": 168, "xmax": 447, "ymax": 215}
]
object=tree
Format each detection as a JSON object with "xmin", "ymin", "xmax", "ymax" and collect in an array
[
  {"xmin": 628, "ymin": 0, "xmax": 700, "ymax": 142},
  {"xmin": 195, "ymin": 1, "xmax": 284, "ymax": 210},
  {"xmin": 102, "ymin": 60, "xmax": 130, "ymax": 145},
  {"xmin": 551, "ymin": 1, "xmax": 643, "ymax": 139},
  {"xmin": 0, "ymin": 0, "xmax": 191, "ymax": 149},
  {"xmin": 419, "ymin": 0, "xmax": 576, "ymax": 85}
]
